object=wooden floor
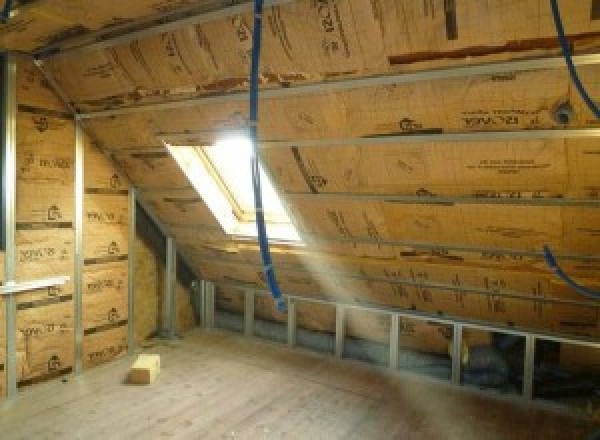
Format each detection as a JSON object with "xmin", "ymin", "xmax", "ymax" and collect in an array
[{"xmin": 1, "ymin": 329, "xmax": 597, "ymax": 440}]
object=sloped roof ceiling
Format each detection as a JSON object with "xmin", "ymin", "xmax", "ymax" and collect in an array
[{"xmin": 3, "ymin": 0, "xmax": 600, "ymax": 337}]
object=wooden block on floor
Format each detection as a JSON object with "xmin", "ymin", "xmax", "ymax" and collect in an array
[{"xmin": 128, "ymin": 354, "xmax": 160, "ymax": 385}]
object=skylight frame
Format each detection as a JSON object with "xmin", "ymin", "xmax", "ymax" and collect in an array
[
  {"xmin": 197, "ymin": 146, "xmax": 291, "ymax": 224},
  {"xmin": 165, "ymin": 142, "xmax": 301, "ymax": 243}
]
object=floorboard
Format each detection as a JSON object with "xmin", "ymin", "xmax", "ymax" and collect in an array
[{"xmin": 0, "ymin": 329, "xmax": 597, "ymax": 440}]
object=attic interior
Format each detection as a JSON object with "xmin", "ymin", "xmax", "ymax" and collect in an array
[{"xmin": 2, "ymin": 0, "xmax": 600, "ymax": 438}]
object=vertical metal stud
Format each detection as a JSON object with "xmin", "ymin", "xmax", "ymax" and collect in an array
[
  {"xmin": 169, "ymin": 241, "xmax": 177, "ymax": 338},
  {"xmin": 523, "ymin": 335, "xmax": 536, "ymax": 399},
  {"xmin": 73, "ymin": 118, "xmax": 84, "ymax": 374},
  {"xmin": 204, "ymin": 281, "xmax": 215, "ymax": 329},
  {"xmin": 3, "ymin": 53, "xmax": 17, "ymax": 398},
  {"xmin": 244, "ymin": 289, "xmax": 255, "ymax": 337},
  {"xmin": 127, "ymin": 186, "xmax": 136, "ymax": 354},
  {"xmin": 389, "ymin": 314, "xmax": 400, "ymax": 369},
  {"xmin": 199, "ymin": 280, "xmax": 206, "ymax": 328},
  {"xmin": 287, "ymin": 298, "xmax": 296, "ymax": 347},
  {"xmin": 164, "ymin": 236, "xmax": 176, "ymax": 338},
  {"xmin": 451, "ymin": 323, "xmax": 463, "ymax": 385},
  {"xmin": 335, "ymin": 304, "xmax": 345, "ymax": 358}
]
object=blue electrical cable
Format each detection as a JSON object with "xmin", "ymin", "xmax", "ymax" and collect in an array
[
  {"xmin": 1, "ymin": 0, "xmax": 13, "ymax": 23},
  {"xmin": 249, "ymin": 0, "xmax": 286, "ymax": 313},
  {"xmin": 550, "ymin": 0, "xmax": 600, "ymax": 118},
  {"xmin": 546, "ymin": 1, "xmax": 600, "ymax": 302},
  {"xmin": 542, "ymin": 246, "xmax": 600, "ymax": 301}
]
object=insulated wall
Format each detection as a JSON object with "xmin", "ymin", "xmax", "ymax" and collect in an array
[
  {"xmin": 0, "ymin": 57, "xmax": 198, "ymax": 395},
  {"xmin": 3, "ymin": 0, "xmax": 600, "ymax": 384},
  {"xmin": 135, "ymin": 234, "xmax": 161, "ymax": 344},
  {"xmin": 1, "ymin": 56, "xmax": 129, "ymax": 391},
  {"xmin": 82, "ymin": 142, "xmax": 130, "ymax": 370},
  {"xmin": 134, "ymin": 233, "xmax": 196, "ymax": 344},
  {"xmin": 15, "ymin": 56, "xmax": 76, "ymax": 386}
]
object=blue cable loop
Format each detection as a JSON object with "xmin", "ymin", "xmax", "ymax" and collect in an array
[
  {"xmin": 542, "ymin": 246, "xmax": 600, "ymax": 301},
  {"xmin": 550, "ymin": 0, "xmax": 600, "ymax": 118},
  {"xmin": 546, "ymin": 1, "xmax": 600, "ymax": 302},
  {"xmin": 1, "ymin": 0, "xmax": 13, "ymax": 23},
  {"xmin": 249, "ymin": 0, "xmax": 286, "ymax": 313}
]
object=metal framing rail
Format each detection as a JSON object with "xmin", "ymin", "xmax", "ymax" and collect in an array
[
  {"xmin": 183, "ymin": 254, "xmax": 600, "ymax": 309},
  {"xmin": 3, "ymin": 53, "xmax": 18, "ymax": 398},
  {"xmin": 286, "ymin": 191, "xmax": 600, "ymax": 208},
  {"xmin": 37, "ymin": 0, "xmax": 294, "ymax": 60},
  {"xmin": 165, "ymin": 222, "xmax": 600, "ymax": 263},
  {"xmin": 164, "ymin": 236, "xmax": 177, "ymax": 339},
  {"xmin": 389, "ymin": 315, "xmax": 400, "ymax": 370},
  {"xmin": 202, "ymin": 281, "xmax": 215, "ymax": 329},
  {"xmin": 301, "ymin": 233, "xmax": 600, "ymax": 263},
  {"xmin": 74, "ymin": 119, "xmax": 84, "ymax": 374},
  {"xmin": 244, "ymin": 289, "xmax": 255, "ymax": 337},
  {"xmin": 287, "ymin": 298, "xmax": 296, "ymax": 347},
  {"xmin": 205, "ymin": 282, "xmax": 600, "ymax": 401},
  {"xmin": 335, "ymin": 305, "xmax": 345, "ymax": 358},
  {"xmin": 127, "ymin": 187, "xmax": 136, "ymax": 354},
  {"xmin": 255, "ymin": 128, "xmax": 600, "ymax": 149},
  {"xmin": 79, "ymin": 53, "xmax": 600, "ymax": 119},
  {"xmin": 113, "ymin": 127, "xmax": 600, "ymax": 152}
]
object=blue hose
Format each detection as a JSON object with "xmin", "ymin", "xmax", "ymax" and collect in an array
[
  {"xmin": 543, "ymin": 246, "xmax": 600, "ymax": 301},
  {"xmin": 546, "ymin": 1, "xmax": 600, "ymax": 304},
  {"xmin": 1, "ymin": 0, "xmax": 13, "ymax": 23},
  {"xmin": 249, "ymin": 0, "xmax": 286, "ymax": 313},
  {"xmin": 546, "ymin": 7, "xmax": 600, "ymax": 435},
  {"xmin": 550, "ymin": 0, "xmax": 600, "ymax": 118}
]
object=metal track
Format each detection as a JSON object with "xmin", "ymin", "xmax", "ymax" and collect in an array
[
  {"xmin": 36, "ymin": 0, "xmax": 294, "ymax": 60},
  {"xmin": 204, "ymin": 280, "xmax": 600, "ymax": 401},
  {"xmin": 162, "ymin": 223, "xmax": 600, "ymax": 263},
  {"xmin": 164, "ymin": 236, "xmax": 177, "ymax": 339},
  {"xmin": 184, "ymin": 253, "xmax": 600, "ymax": 308},
  {"xmin": 2, "ymin": 53, "xmax": 17, "ymax": 398},
  {"xmin": 301, "ymin": 233, "xmax": 600, "ymax": 263},
  {"xmin": 286, "ymin": 191, "xmax": 600, "ymax": 208},
  {"xmin": 127, "ymin": 187, "xmax": 136, "ymax": 355},
  {"xmin": 79, "ymin": 53, "xmax": 600, "ymax": 119},
  {"xmin": 107, "ymin": 128, "xmax": 600, "ymax": 153},
  {"xmin": 74, "ymin": 119, "xmax": 84, "ymax": 374},
  {"xmin": 252, "ymin": 128, "xmax": 600, "ymax": 149}
]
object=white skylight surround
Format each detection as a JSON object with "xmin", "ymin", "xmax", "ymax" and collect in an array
[
  {"xmin": 166, "ymin": 137, "xmax": 301, "ymax": 243},
  {"xmin": 204, "ymin": 137, "xmax": 289, "ymax": 223}
]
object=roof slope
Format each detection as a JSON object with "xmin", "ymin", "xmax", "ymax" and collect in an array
[{"xmin": 3, "ymin": 0, "xmax": 600, "ymax": 338}]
